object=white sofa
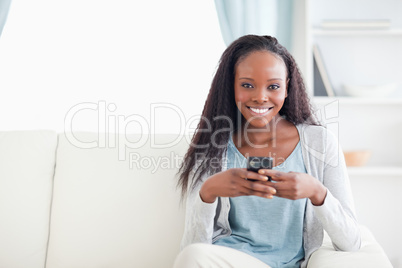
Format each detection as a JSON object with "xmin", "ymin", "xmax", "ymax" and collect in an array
[{"xmin": 0, "ymin": 130, "xmax": 393, "ymax": 268}]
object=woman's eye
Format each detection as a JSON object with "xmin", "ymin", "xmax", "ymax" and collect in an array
[
  {"xmin": 241, "ymin": 83, "xmax": 253, "ymax": 89},
  {"xmin": 268, "ymin": 84, "xmax": 280, "ymax": 90}
]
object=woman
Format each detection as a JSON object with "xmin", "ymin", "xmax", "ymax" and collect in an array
[{"xmin": 175, "ymin": 35, "xmax": 360, "ymax": 268}]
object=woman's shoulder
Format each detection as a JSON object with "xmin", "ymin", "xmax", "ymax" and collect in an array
[
  {"xmin": 296, "ymin": 123, "xmax": 336, "ymax": 140},
  {"xmin": 296, "ymin": 123, "xmax": 326, "ymax": 135},
  {"xmin": 296, "ymin": 123, "xmax": 339, "ymax": 152}
]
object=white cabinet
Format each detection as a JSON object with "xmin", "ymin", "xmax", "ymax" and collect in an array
[
  {"xmin": 292, "ymin": 0, "xmax": 402, "ymax": 172},
  {"xmin": 293, "ymin": 1, "xmax": 402, "ymax": 267},
  {"xmin": 313, "ymin": 97, "xmax": 402, "ymax": 171},
  {"xmin": 306, "ymin": 0, "xmax": 402, "ymax": 97}
]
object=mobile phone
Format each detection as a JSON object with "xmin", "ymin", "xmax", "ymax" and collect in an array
[{"xmin": 246, "ymin": 156, "xmax": 273, "ymax": 181}]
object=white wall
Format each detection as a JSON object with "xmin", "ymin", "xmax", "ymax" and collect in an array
[{"xmin": 0, "ymin": 0, "xmax": 226, "ymax": 134}]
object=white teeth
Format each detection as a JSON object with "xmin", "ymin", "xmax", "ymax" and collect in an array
[{"xmin": 249, "ymin": 107, "xmax": 269, "ymax": 114}]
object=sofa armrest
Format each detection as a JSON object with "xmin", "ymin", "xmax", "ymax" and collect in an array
[{"xmin": 307, "ymin": 225, "xmax": 392, "ymax": 268}]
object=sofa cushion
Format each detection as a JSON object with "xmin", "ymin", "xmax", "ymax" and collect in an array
[
  {"xmin": 0, "ymin": 130, "xmax": 57, "ymax": 268},
  {"xmin": 46, "ymin": 132, "xmax": 188, "ymax": 268},
  {"xmin": 307, "ymin": 225, "xmax": 393, "ymax": 268}
]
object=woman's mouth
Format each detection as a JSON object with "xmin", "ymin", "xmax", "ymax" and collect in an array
[{"xmin": 247, "ymin": 106, "xmax": 273, "ymax": 115}]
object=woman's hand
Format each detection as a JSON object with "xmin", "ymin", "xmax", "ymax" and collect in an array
[
  {"xmin": 258, "ymin": 169, "xmax": 327, "ymax": 206},
  {"xmin": 199, "ymin": 168, "xmax": 277, "ymax": 203}
]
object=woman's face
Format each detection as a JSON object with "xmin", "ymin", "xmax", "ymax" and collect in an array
[{"xmin": 234, "ymin": 50, "xmax": 288, "ymax": 129}]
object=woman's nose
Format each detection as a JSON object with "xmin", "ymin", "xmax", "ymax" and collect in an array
[{"xmin": 251, "ymin": 88, "xmax": 268, "ymax": 103}]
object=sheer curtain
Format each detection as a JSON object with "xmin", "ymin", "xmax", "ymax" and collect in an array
[
  {"xmin": 214, "ymin": 0, "xmax": 294, "ymax": 50},
  {"xmin": 0, "ymin": 0, "xmax": 12, "ymax": 38}
]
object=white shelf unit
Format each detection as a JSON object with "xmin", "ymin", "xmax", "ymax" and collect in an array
[
  {"xmin": 313, "ymin": 96, "xmax": 402, "ymax": 105},
  {"xmin": 312, "ymin": 28, "xmax": 402, "ymax": 36},
  {"xmin": 299, "ymin": 0, "xmax": 402, "ymax": 98},
  {"xmin": 312, "ymin": 99, "xmax": 402, "ymax": 181},
  {"xmin": 294, "ymin": 0, "xmax": 402, "ymax": 177},
  {"xmin": 297, "ymin": 2, "xmax": 402, "ymax": 266},
  {"xmin": 347, "ymin": 166, "xmax": 402, "ymax": 177}
]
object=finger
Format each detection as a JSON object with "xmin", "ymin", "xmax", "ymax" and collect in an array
[
  {"xmin": 260, "ymin": 181, "xmax": 277, "ymax": 188},
  {"xmin": 236, "ymin": 168, "xmax": 270, "ymax": 182},
  {"xmin": 267, "ymin": 182, "xmax": 300, "ymax": 200},
  {"xmin": 240, "ymin": 191, "xmax": 274, "ymax": 199},
  {"xmin": 257, "ymin": 169, "xmax": 287, "ymax": 181},
  {"xmin": 253, "ymin": 192, "xmax": 275, "ymax": 199},
  {"xmin": 242, "ymin": 181, "xmax": 277, "ymax": 195},
  {"xmin": 239, "ymin": 186, "xmax": 275, "ymax": 199},
  {"xmin": 270, "ymin": 189, "xmax": 294, "ymax": 200}
]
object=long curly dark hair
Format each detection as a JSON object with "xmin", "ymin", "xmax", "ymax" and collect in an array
[{"xmin": 178, "ymin": 35, "xmax": 317, "ymax": 197}]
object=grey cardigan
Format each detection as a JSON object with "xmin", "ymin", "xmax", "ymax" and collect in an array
[{"xmin": 180, "ymin": 124, "xmax": 361, "ymax": 268}]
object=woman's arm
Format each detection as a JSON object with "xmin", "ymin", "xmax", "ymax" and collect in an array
[
  {"xmin": 258, "ymin": 128, "xmax": 361, "ymax": 251},
  {"xmin": 312, "ymin": 131, "xmax": 361, "ymax": 251},
  {"xmin": 180, "ymin": 171, "xmax": 218, "ymax": 249},
  {"xmin": 180, "ymin": 167, "xmax": 276, "ymax": 249}
]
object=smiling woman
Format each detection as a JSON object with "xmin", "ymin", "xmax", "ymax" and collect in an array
[
  {"xmin": 234, "ymin": 51, "xmax": 288, "ymax": 130},
  {"xmin": 0, "ymin": 0, "xmax": 225, "ymax": 133},
  {"xmin": 175, "ymin": 35, "xmax": 361, "ymax": 268}
]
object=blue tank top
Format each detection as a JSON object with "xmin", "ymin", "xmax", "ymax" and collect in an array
[{"xmin": 214, "ymin": 137, "xmax": 307, "ymax": 268}]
